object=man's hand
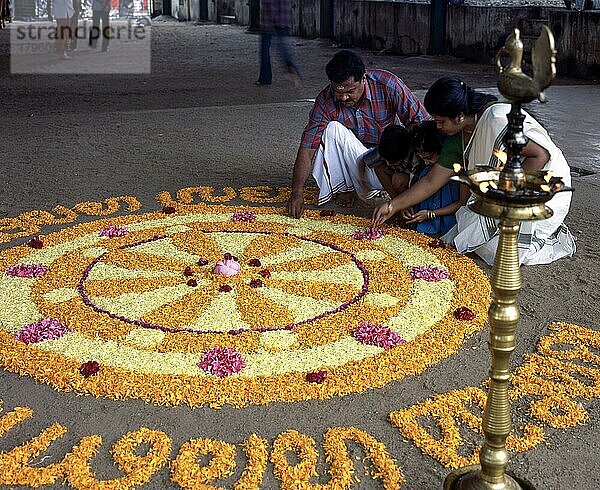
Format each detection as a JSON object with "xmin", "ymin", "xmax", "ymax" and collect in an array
[
  {"xmin": 288, "ymin": 147, "xmax": 316, "ymax": 219},
  {"xmin": 287, "ymin": 192, "xmax": 305, "ymax": 219},
  {"xmin": 372, "ymin": 201, "xmax": 394, "ymax": 227}
]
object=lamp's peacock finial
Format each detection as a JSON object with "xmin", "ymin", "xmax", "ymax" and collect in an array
[{"xmin": 495, "ymin": 26, "xmax": 556, "ymax": 103}]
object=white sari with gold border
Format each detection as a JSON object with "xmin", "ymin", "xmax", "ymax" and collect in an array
[{"xmin": 441, "ymin": 103, "xmax": 576, "ymax": 266}]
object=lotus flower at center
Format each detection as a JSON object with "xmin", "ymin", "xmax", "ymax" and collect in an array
[{"xmin": 213, "ymin": 254, "xmax": 241, "ymax": 276}]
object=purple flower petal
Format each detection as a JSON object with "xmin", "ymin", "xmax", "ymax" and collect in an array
[
  {"xmin": 198, "ymin": 346, "xmax": 246, "ymax": 377},
  {"xmin": 352, "ymin": 227, "xmax": 386, "ymax": 240},
  {"xmin": 231, "ymin": 211, "xmax": 257, "ymax": 223},
  {"xmin": 6, "ymin": 264, "xmax": 48, "ymax": 278},
  {"xmin": 353, "ymin": 322, "xmax": 405, "ymax": 350},
  {"xmin": 409, "ymin": 265, "xmax": 450, "ymax": 282},
  {"xmin": 15, "ymin": 318, "xmax": 73, "ymax": 344},
  {"xmin": 99, "ymin": 225, "xmax": 129, "ymax": 238}
]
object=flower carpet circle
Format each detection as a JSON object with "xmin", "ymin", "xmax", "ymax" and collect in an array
[{"xmin": 0, "ymin": 205, "xmax": 490, "ymax": 408}]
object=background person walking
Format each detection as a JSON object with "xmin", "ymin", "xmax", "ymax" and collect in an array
[
  {"xmin": 67, "ymin": 0, "xmax": 81, "ymax": 51},
  {"xmin": 52, "ymin": 0, "xmax": 75, "ymax": 59},
  {"xmin": 0, "ymin": 0, "xmax": 12, "ymax": 28},
  {"xmin": 89, "ymin": 0, "xmax": 111, "ymax": 52},
  {"xmin": 256, "ymin": 0, "xmax": 301, "ymax": 86}
]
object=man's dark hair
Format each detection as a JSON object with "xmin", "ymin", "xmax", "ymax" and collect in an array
[
  {"xmin": 325, "ymin": 50, "xmax": 366, "ymax": 84},
  {"xmin": 378, "ymin": 125, "xmax": 411, "ymax": 162}
]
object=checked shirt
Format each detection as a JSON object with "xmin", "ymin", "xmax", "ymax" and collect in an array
[{"xmin": 300, "ymin": 69, "xmax": 429, "ymax": 150}]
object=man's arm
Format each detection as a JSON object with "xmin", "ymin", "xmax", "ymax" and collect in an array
[
  {"xmin": 390, "ymin": 75, "xmax": 430, "ymax": 127},
  {"xmin": 287, "ymin": 146, "xmax": 317, "ymax": 218}
]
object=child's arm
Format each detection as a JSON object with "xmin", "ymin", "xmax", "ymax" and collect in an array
[
  {"xmin": 373, "ymin": 164, "xmax": 400, "ymax": 199},
  {"xmin": 405, "ymin": 184, "xmax": 468, "ymax": 224}
]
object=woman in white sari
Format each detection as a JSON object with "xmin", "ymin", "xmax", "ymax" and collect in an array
[{"xmin": 373, "ymin": 76, "xmax": 575, "ymax": 266}]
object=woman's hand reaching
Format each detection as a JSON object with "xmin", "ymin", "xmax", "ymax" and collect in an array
[{"xmin": 372, "ymin": 201, "xmax": 395, "ymax": 227}]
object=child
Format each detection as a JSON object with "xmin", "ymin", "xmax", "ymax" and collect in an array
[
  {"xmin": 400, "ymin": 121, "xmax": 462, "ymax": 235},
  {"xmin": 362, "ymin": 125, "xmax": 414, "ymax": 200}
]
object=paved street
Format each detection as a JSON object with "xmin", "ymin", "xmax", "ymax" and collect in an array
[{"xmin": 0, "ymin": 22, "xmax": 599, "ymax": 489}]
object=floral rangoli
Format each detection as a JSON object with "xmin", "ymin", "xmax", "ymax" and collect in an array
[{"xmin": 0, "ymin": 205, "xmax": 490, "ymax": 408}]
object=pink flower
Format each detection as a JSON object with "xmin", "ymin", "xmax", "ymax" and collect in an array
[
  {"xmin": 198, "ymin": 346, "xmax": 246, "ymax": 378},
  {"xmin": 99, "ymin": 225, "xmax": 129, "ymax": 238},
  {"xmin": 352, "ymin": 227, "xmax": 386, "ymax": 240},
  {"xmin": 213, "ymin": 256, "xmax": 241, "ymax": 276},
  {"xmin": 353, "ymin": 322, "xmax": 405, "ymax": 350},
  {"xmin": 231, "ymin": 211, "xmax": 256, "ymax": 223},
  {"xmin": 409, "ymin": 265, "xmax": 450, "ymax": 282},
  {"xmin": 15, "ymin": 318, "xmax": 73, "ymax": 344},
  {"xmin": 6, "ymin": 263, "xmax": 48, "ymax": 278},
  {"xmin": 454, "ymin": 306, "xmax": 476, "ymax": 321},
  {"xmin": 79, "ymin": 360, "xmax": 100, "ymax": 377},
  {"xmin": 306, "ymin": 370, "xmax": 328, "ymax": 383}
]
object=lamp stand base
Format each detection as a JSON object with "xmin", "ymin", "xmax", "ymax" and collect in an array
[{"xmin": 444, "ymin": 465, "xmax": 537, "ymax": 490}]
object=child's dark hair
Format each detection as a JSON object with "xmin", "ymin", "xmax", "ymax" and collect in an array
[
  {"xmin": 411, "ymin": 121, "xmax": 446, "ymax": 155},
  {"xmin": 378, "ymin": 125, "xmax": 411, "ymax": 162}
]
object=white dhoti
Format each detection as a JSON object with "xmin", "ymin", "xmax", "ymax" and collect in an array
[
  {"xmin": 311, "ymin": 121, "xmax": 383, "ymax": 205},
  {"xmin": 440, "ymin": 103, "xmax": 576, "ymax": 266}
]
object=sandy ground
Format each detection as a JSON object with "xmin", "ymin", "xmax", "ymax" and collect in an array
[{"xmin": 0, "ymin": 22, "xmax": 599, "ymax": 489}]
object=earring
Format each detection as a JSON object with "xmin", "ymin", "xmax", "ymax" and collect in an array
[{"xmin": 458, "ymin": 115, "xmax": 465, "ymax": 123}]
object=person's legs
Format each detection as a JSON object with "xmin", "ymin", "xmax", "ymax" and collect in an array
[
  {"xmin": 274, "ymin": 26, "xmax": 301, "ymax": 86},
  {"xmin": 312, "ymin": 121, "xmax": 381, "ymax": 206},
  {"xmin": 101, "ymin": 11, "xmax": 110, "ymax": 51},
  {"xmin": 274, "ymin": 27, "xmax": 299, "ymax": 73},
  {"xmin": 56, "ymin": 19, "xmax": 70, "ymax": 58},
  {"xmin": 257, "ymin": 32, "xmax": 272, "ymax": 84},
  {"xmin": 68, "ymin": 12, "xmax": 78, "ymax": 50},
  {"xmin": 89, "ymin": 10, "xmax": 101, "ymax": 48}
]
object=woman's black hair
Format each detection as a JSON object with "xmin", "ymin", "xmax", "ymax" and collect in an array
[
  {"xmin": 424, "ymin": 76, "xmax": 497, "ymax": 118},
  {"xmin": 378, "ymin": 125, "xmax": 411, "ymax": 162},
  {"xmin": 411, "ymin": 121, "xmax": 446, "ymax": 155},
  {"xmin": 325, "ymin": 50, "xmax": 366, "ymax": 84}
]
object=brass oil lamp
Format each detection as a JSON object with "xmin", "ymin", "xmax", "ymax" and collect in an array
[{"xmin": 443, "ymin": 26, "xmax": 572, "ymax": 490}]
